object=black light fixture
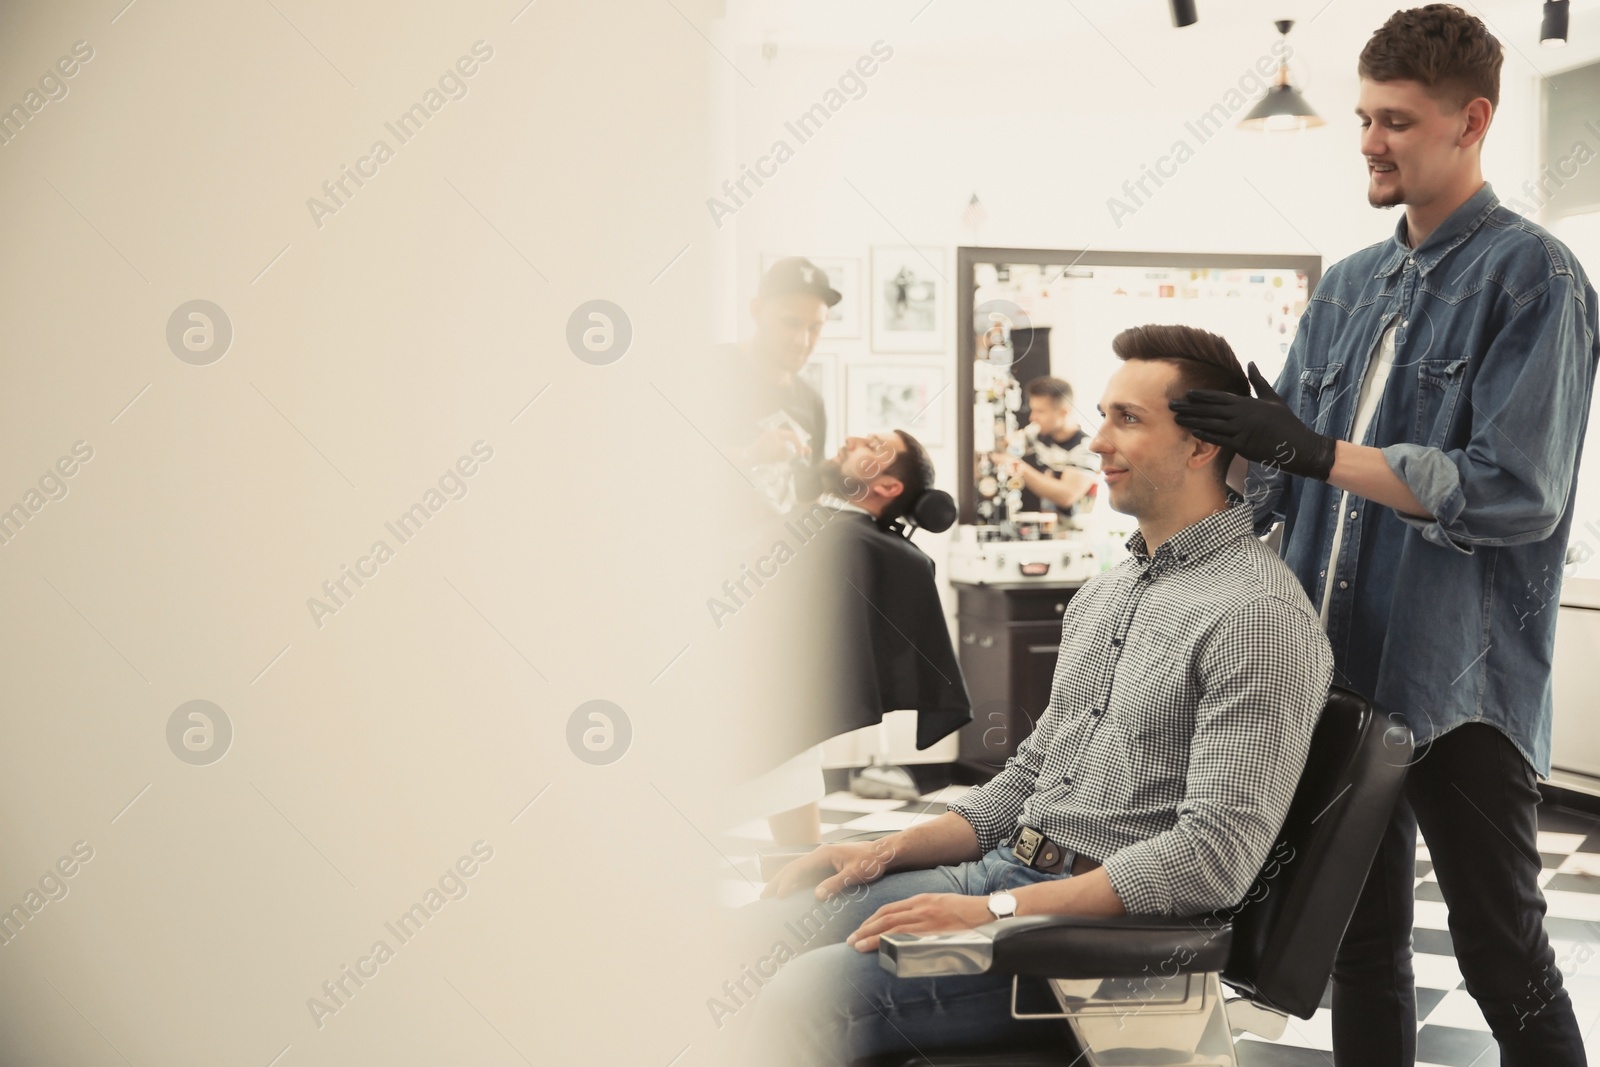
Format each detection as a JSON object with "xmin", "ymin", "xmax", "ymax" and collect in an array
[
  {"xmin": 1169, "ymin": 0, "xmax": 1198, "ymax": 28},
  {"xmin": 1239, "ymin": 20, "xmax": 1325, "ymax": 131},
  {"xmin": 1543, "ymin": 0, "xmax": 1570, "ymax": 47}
]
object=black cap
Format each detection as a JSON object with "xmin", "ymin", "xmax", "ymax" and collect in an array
[{"xmin": 759, "ymin": 257, "xmax": 842, "ymax": 307}]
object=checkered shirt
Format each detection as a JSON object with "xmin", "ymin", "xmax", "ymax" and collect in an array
[{"xmin": 949, "ymin": 501, "xmax": 1333, "ymax": 916}]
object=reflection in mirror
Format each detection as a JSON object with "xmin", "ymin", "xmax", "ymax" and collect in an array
[{"xmin": 958, "ymin": 249, "xmax": 1320, "ymax": 549}]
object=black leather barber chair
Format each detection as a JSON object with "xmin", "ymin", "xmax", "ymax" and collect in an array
[{"xmin": 864, "ymin": 686, "xmax": 1410, "ymax": 1067}]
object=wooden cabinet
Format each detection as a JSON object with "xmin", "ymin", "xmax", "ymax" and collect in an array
[{"xmin": 952, "ymin": 582, "xmax": 1080, "ymax": 782}]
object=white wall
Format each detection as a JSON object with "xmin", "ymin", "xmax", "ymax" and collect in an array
[{"xmin": 0, "ymin": 2, "xmax": 774, "ymax": 1064}]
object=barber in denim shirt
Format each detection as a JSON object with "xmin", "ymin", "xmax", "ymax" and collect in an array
[
  {"xmin": 1172, "ymin": 8, "xmax": 1597, "ymax": 1067},
  {"xmin": 1244, "ymin": 180, "xmax": 1595, "ymax": 765}
]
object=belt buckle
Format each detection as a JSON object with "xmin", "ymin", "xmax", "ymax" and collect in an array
[{"xmin": 1014, "ymin": 826, "xmax": 1043, "ymax": 865}]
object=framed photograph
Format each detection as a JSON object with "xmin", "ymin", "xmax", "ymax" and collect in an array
[
  {"xmin": 871, "ymin": 246, "xmax": 946, "ymax": 353},
  {"xmin": 762, "ymin": 254, "xmax": 861, "ymax": 339},
  {"xmin": 797, "ymin": 351, "xmax": 840, "ymax": 455},
  {"xmin": 846, "ymin": 362, "xmax": 947, "ymax": 447}
]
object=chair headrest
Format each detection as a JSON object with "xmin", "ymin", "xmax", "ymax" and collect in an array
[
  {"xmin": 878, "ymin": 488, "xmax": 957, "ymax": 538},
  {"xmin": 907, "ymin": 488, "xmax": 957, "ymax": 534}
]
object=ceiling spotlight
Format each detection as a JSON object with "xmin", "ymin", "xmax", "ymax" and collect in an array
[
  {"xmin": 1170, "ymin": 0, "xmax": 1198, "ymax": 28},
  {"xmin": 1239, "ymin": 20, "xmax": 1325, "ymax": 131},
  {"xmin": 1543, "ymin": 0, "xmax": 1569, "ymax": 47}
]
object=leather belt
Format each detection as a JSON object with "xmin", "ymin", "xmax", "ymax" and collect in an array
[{"xmin": 1006, "ymin": 825, "xmax": 1101, "ymax": 876}]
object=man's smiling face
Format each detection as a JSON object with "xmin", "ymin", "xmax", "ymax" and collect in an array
[
  {"xmin": 1088, "ymin": 360, "xmax": 1197, "ymax": 518},
  {"xmin": 1357, "ymin": 77, "xmax": 1479, "ymax": 211}
]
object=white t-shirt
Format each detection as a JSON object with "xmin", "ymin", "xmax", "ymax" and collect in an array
[{"xmin": 1320, "ymin": 321, "xmax": 1400, "ymax": 626}]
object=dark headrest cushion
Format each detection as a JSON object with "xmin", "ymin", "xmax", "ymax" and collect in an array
[{"xmin": 909, "ymin": 489, "xmax": 957, "ymax": 533}]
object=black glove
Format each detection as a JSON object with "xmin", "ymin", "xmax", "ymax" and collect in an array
[{"xmin": 1167, "ymin": 362, "xmax": 1337, "ymax": 481}]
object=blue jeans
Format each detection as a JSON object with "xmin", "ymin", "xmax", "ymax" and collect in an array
[{"xmin": 735, "ymin": 846, "xmax": 1076, "ymax": 1066}]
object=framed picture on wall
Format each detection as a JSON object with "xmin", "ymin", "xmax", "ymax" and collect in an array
[
  {"xmin": 846, "ymin": 362, "xmax": 947, "ymax": 447},
  {"xmin": 762, "ymin": 254, "xmax": 861, "ymax": 339},
  {"xmin": 871, "ymin": 246, "xmax": 946, "ymax": 353},
  {"xmin": 797, "ymin": 352, "xmax": 840, "ymax": 455}
]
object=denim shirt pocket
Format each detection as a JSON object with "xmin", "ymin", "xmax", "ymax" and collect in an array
[
  {"xmin": 1296, "ymin": 363, "xmax": 1345, "ymax": 433},
  {"xmin": 1414, "ymin": 356, "xmax": 1469, "ymax": 447}
]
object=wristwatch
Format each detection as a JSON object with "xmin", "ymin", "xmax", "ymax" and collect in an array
[{"xmin": 986, "ymin": 890, "xmax": 1018, "ymax": 920}]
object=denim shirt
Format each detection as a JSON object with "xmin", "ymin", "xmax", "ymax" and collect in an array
[{"xmin": 1249, "ymin": 183, "xmax": 1600, "ymax": 775}]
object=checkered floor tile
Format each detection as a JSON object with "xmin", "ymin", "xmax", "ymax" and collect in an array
[{"xmin": 719, "ymin": 786, "xmax": 1600, "ymax": 1065}]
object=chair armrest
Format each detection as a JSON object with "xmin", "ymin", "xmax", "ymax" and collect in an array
[
  {"xmin": 878, "ymin": 922, "xmax": 1004, "ymax": 977},
  {"xmin": 880, "ymin": 915, "xmax": 1233, "ymax": 980}
]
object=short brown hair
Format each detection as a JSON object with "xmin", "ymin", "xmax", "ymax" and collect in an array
[
  {"xmin": 1111, "ymin": 324, "xmax": 1248, "ymax": 483},
  {"xmin": 881, "ymin": 429, "xmax": 934, "ymax": 521},
  {"xmin": 1024, "ymin": 376, "xmax": 1073, "ymax": 406},
  {"xmin": 1359, "ymin": 4, "xmax": 1502, "ymax": 112}
]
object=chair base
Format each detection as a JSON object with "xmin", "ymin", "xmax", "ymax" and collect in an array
[
  {"xmin": 859, "ymin": 972, "xmax": 1250, "ymax": 1067},
  {"xmin": 1055, "ymin": 971, "xmax": 1237, "ymax": 1066}
]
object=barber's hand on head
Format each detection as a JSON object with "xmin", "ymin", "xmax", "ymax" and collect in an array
[
  {"xmin": 758, "ymin": 840, "xmax": 894, "ymax": 902},
  {"xmin": 1167, "ymin": 362, "xmax": 1337, "ymax": 481},
  {"xmin": 845, "ymin": 894, "xmax": 994, "ymax": 953}
]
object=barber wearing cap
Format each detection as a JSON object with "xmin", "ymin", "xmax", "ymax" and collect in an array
[
  {"xmin": 1171, "ymin": 8, "xmax": 1596, "ymax": 1065},
  {"xmin": 725, "ymin": 257, "xmax": 842, "ymax": 512},
  {"xmin": 718, "ymin": 257, "xmax": 843, "ymax": 847}
]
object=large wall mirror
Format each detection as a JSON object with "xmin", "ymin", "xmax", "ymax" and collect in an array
[{"xmin": 956, "ymin": 247, "xmax": 1323, "ymax": 528}]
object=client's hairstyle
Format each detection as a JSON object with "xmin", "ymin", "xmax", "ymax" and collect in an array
[
  {"xmin": 1110, "ymin": 324, "xmax": 1249, "ymax": 484},
  {"xmin": 1024, "ymin": 376, "xmax": 1074, "ymax": 406},
  {"xmin": 880, "ymin": 429, "xmax": 934, "ymax": 521},
  {"xmin": 1359, "ymin": 4, "xmax": 1502, "ymax": 113}
]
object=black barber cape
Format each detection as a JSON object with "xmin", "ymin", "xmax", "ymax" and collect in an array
[{"xmin": 728, "ymin": 499, "xmax": 972, "ymax": 774}]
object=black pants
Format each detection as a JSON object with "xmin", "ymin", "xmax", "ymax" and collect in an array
[{"xmin": 1331, "ymin": 722, "xmax": 1587, "ymax": 1066}]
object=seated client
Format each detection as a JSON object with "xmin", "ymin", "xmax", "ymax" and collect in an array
[
  {"xmin": 739, "ymin": 324, "xmax": 1335, "ymax": 1065},
  {"xmin": 737, "ymin": 427, "xmax": 972, "ymax": 843}
]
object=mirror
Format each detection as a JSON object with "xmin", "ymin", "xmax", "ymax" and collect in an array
[{"xmin": 956, "ymin": 248, "xmax": 1322, "ymax": 530}]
